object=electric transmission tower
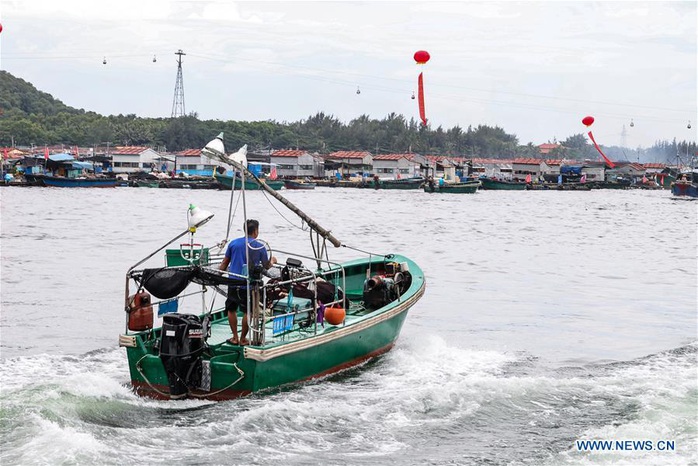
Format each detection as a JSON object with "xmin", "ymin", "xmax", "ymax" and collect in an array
[{"xmin": 171, "ymin": 49, "xmax": 186, "ymax": 118}]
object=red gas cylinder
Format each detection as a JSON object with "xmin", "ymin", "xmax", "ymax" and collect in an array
[
  {"xmin": 325, "ymin": 306, "xmax": 346, "ymax": 326},
  {"xmin": 128, "ymin": 292, "xmax": 153, "ymax": 331}
]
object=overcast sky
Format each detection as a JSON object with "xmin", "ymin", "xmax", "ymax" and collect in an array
[{"xmin": 1, "ymin": 0, "xmax": 695, "ymax": 148}]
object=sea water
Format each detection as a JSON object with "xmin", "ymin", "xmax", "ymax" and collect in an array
[{"xmin": 1, "ymin": 187, "xmax": 696, "ymax": 465}]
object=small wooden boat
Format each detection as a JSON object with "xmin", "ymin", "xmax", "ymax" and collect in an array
[
  {"xmin": 160, "ymin": 179, "xmax": 220, "ymax": 189},
  {"xmin": 132, "ymin": 179, "xmax": 160, "ymax": 188},
  {"xmin": 120, "ymin": 137, "xmax": 425, "ymax": 401},
  {"xmin": 359, "ymin": 176, "xmax": 425, "ymax": 190},
  {"xmin": 525, "ymin": 182, "xmax": 591, "ymax": 191},
  {"xmin": 478, "ymin": 177, "xmax": 527, "ymax": 190},
  {"xmin": 284, "ymin": 179, "xmax": 317, "ymax": 190},
  {"xmin": 215, "ymin": 172, "xmax": 284, "ymax": 191},
  {"xmin": 671, "ymin": 169, "xmax": 698, "ymax": 198},
  {"xmin": 423, "ymin": 180, "xmax": 480, "ymax": 193},
  {"xmin": 34, "ymin": 174, "xmax": 116, "ymax": 188}
]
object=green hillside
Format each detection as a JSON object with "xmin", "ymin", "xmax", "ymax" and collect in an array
[{"xmin": 0, "ymin": 70, "xmax": 82, "ymax": 117}]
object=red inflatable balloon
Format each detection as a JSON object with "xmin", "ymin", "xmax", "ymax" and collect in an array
[
  {"xmin": 414, "ymin": 50, "xmax": 430, "ymax": 64},
  {"xmin": 0, "ymin": 23, "xmax": 3, "ymax": 34},
  {"xmin": 582, "ymin": 116, "xmax": 594, "ymax": 127}
]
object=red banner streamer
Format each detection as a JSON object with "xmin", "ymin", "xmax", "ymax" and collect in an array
[
  {"xmin": 418, "ymin": 72, "xmax": 426, "ymax": 126},
  {"xmin": 587, "ymin": 131, "xmax": 615, "ymax": 168}
]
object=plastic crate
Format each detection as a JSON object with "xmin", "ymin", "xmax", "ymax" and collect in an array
[{"xmin": 165, "ymin": 247, "xmax": 210, "ymax": 266}]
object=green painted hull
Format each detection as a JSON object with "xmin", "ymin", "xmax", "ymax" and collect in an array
[
  {"xmin": 133, "ymin": 180, "xmax": 160, "ymax": 188},
  {"xmin": 423, "ymin": 181, "xmax": 480, "ymax": 193},
  {"xmin": 358, "ymin": 178, "xmax": 425, "ymax": 190},
  {"xmin": 123, "ymin": 254, "xmax": 425, "ymax": 400},
  {"xmin": 479, "ymin": 178, "xmax": 527, "ymax": 190},
  {"xmin": 214, "ymin": 172, "xmax": 285, "ymax": 191}
]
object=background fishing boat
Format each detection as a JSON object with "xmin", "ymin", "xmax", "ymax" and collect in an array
[
  {"xmin": 360, "ymin": 176, "xmax": 425, "ymax": 190},
  {"xmin": 671, "ymin": 169, "xmax": 698, "ymax": 198},
  {"xmin": 284, "ymin": 179, "xmax": 317, "ymax": 190},
  {"xmin": 132, "ymin": 179, "xmax": 160, "ymax": 188},
  {"xmin": 34, "ymin": 174, "xmax": 116, "ymax": 188},
  {"xmin": 423, "ymin": 179, "xmax": 480, "ymax": 193},
  {"xmin": 214, "ymin": 171, "xmax": 284, "ymax": 190},
  {"xmin": 478, "ymin": 177, "xmax": 527, "ymax": 190}
]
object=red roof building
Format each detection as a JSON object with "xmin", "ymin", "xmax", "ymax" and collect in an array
[
  {"xmin": 539, "ymin": 143, "xmax": 561, "ymax": 155},
  {"xmin": 270, "ymin": 149, "xmax": 309, "ymax": 158}
]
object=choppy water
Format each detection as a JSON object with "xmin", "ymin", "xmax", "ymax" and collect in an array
[{"xmin": 1, "ymin": 186, "xmax": 696, "ymax": 465}]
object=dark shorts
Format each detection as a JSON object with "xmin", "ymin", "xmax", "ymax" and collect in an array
[{"xmin": 225, "ymin": 286, "xmax": 248, "ymax": 313}]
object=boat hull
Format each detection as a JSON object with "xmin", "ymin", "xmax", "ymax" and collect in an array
[
  {"xmin": 215, "ymin": 172, "xmax": 284, "ymax": 190},
  {"xmin": 671, "ymin": 181, "xmax": 698, "ymax": 198},
  {"xmin": 479, "ymin": 178, "xmax": 527, "ymax": 190},
  {"xmin": 423, "ymin": 181, "xmax": 480, "ymax": 193},
  {"xmin": 36, "ymin": 175, "xmax": 116, "ymax": 188},
  {"xmin": 358, "ymin": 178, "xmax": 425, "ymax": 190},
  {"xmin": 128, "ymin": 302, "xmax": 412, "ymax": 400},
  {"xmin": 284, "ymin": 180, "xmax": 317, "ymax": 190}
]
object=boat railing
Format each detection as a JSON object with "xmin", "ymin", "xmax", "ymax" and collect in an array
[
  {"xmin": 124, "ymin": 243, "xmax": 349, "ymax": 346},
  {"xmin": 251, "ymin": 253, "xmax": 348, "ymax": 346}
]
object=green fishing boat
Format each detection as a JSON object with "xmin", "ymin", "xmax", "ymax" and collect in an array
[
  {"xmin": 479, "ymin": 177, "xmax": 527, "ymax": 190},
  {"xmin": 119, "ymin": 136, "xmax": 426, "ymax": 401},
  {"xmin": 423, "ymin": 180, "xmax": 480, "ymax": 193},
  {"xmin": 214, "ymin": 171, "xmax": 285, "ymax": 191},
  {"xmin": 359, "ymin": 176, "xmax": 425, "ymax": 190}
]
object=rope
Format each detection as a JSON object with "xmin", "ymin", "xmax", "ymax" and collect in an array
[
  {"xmin": 188, "ymin": 362, "xmax": 245, "ymax": 398},
  {"xmin": 259, "ymin": 188, "xmax": 308, "ymax": 231},
  {"xmin": 135, "ymin": 354, "xmax": 246, "ymax": 399},
  {"xmin": 341, "ymin": 244, "xmax": 394, "ymax": 259},
  {"xmin": 135, "ymin": 354, "xmax": 174, "ymax": 398}
]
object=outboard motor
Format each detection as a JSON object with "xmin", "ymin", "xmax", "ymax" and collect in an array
[{"xmin": 159, "ymin": 313, "xmax": 205, "ymax": 399}]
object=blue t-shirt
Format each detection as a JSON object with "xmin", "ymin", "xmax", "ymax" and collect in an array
[{"xmin": 225, "ymin": 236, "xmax": 269, "ymax": 279}]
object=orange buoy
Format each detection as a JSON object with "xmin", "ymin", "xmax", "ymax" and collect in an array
[{"xmin": 325, "ymin": 306, "xmax": 346, "ymax": 326}]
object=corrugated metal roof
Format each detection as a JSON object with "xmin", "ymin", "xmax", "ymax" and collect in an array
[
  {"xmin": 113, "ymin": 146, "xmax": 150, "ymax": 155},
  {"xmin": 271, "ymin": 149, "xmax": 308, "ymax": 158},
  {"xmin": 373, "ymin": 153, "xmax": 417, "ymax": 161},
  {"xmin": 643, "ymin": 162, "xmax": 666, "ymax": 169},
  {"xmin": 326, "ymin": 151, "xmax": 371, "ymax": 159},
  {"xmin": 472, "ymin": 158, "xmax": 515, "ymax": 164},
  {"xmin": 513, "ymin": 158, "xmax": 543, "ymax": 165},
  {"xmin": 175, "ymin": 149, "xmax": 201, "ymax": 157},
  {"xmin": 544, "ymin": 159, "xmax": 564, "ymax": 166}
]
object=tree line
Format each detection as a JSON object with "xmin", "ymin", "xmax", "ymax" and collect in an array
[{"xmin": 0, "ymin": 71, "xmax": 692, "ymax": 162}]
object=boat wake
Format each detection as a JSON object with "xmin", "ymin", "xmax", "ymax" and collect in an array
[{"xmin": 0, "ymin": 340, "xmax": 695, "ymax": 465}]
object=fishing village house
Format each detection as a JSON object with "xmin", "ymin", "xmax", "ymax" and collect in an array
[
  {"xmin": 512, "ymin": 158, "xmax": 544, "ymax": 181},
  {"xmin": 580, "ymin": 161, "xmax": 606, "ymax": 181},
  {"xmin": 325, "ymin": 151, "xmax": 373, "ymax": 179},
  {"xmin": 471, "ymin": 158, "xmax": 514, "ymax": 179},
  {"xmin": 270, "ymin": 149, "xmax": 324, "ymax": 178},
  {"xmin": 174, "ymin": 149, "xmax": 225, "ymax": 176},
  {"xmin": 642, "ymin": 163, "xmax": 666, "ymax": 177},
  {"xmin": 643, "ymin": 163, "xmax": 671, "ymax": 186},
  {"xmin": 424, "ymin": 155, "xmax": 459, "ymax": 180},
  {"xmin": 605, "ymin": 162, "xmax": 646, "ymax": 182},
  {"xmin": 372, "ymin": 153, "xmax": 424, "ymax": 179},
  {"xmin": 111, "ymin": 146, "xmax": 162, "ymax": 174},
  {"xmin": 542, "ymin": 159, "xmax": 564, "ymax": 178}
]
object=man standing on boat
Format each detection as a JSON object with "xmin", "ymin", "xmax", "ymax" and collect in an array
[{"xmin": 219, "ymin": 219, "xmax": 277, "ymax": 345}]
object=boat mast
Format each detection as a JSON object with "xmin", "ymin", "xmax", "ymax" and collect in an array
[{"xmin": 202, "ymin": 135, "xmax": 342, "ymax": 248}]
